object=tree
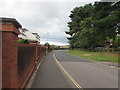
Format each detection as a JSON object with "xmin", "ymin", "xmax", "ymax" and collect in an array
[
  {"xmin": 18, "ymin": 39, "xmax": 29, "ymax": 44},
  {"xmin": 66, "ymin": 1, "xmax": 120, "ymax": 50},
  {"xmin": 66, "ymin": 3, "xmax": 94, "ymax": 49}
]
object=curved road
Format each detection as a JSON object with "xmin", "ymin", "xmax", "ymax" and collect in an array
[
  {"xmin": 54, "ymin": 50, "xmax": 118, "ymax": 88},
  {"xmin": 31, "ymin": 50, "xmax": 118, "ymax": 89}
]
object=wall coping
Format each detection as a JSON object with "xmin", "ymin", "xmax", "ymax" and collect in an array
[
  {"xmin": 0, "ymin": 17, "xmax": 22, "ymax": 34},
  {"xmin": 1, "ymin": 17, "xmax": 22, "ymax": 28}
]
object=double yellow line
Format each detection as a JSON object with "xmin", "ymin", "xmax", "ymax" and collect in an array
[{"xmin": 53, "ymin": 54, "xmax": 83, "ymax": 90}]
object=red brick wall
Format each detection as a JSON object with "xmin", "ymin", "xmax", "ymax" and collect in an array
[
  {"xmin": 17, "ymin": 44, "xmax": 48, "ymax": 88},
  {"xmin": 1, "ymin": 21, "xmax": 49, "ymax": 88},
  {"xmin": 0, "ymin": 31, "xmax": 2, "ymax": 90},
  {"xmin": 2, "ymin": 32, "xmax": 18, "ymax": 88},
  {"xmin": 2, "ymin": 23, "xmax": 20, "ymax": 34},
  {"xmin": 2, "ymin": 22, "xmax": 19, "ymax": 88}
]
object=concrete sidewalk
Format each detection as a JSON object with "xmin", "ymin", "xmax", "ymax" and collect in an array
[{"xmin": 31, "ymin": 51, "xmax": 74, "ymax": 88}]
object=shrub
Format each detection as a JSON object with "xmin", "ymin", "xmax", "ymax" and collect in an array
[{"xmin": 18, "ymin": 39, "xmax": 29, "ymax": 44}]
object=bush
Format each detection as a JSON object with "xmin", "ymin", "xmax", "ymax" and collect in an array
[{"xmin": 18, "ymin": 39, "xmax": 29, "ymax": 44}]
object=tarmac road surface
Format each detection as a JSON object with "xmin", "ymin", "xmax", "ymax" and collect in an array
[
  {"xmin": 54, "ymin": 50, "xmax": 118, "ymax": 88},
  {"xmin": 31, "ymin": 50, "xmax": 118, "ymax": 89}
]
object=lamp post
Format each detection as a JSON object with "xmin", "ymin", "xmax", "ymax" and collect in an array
[
  {"xmin": 47, "ymin": 32, "xmax": 49, "ymax": 43},
  {"xmin": 46, "ymin": 32, "xmax": 49, "ymax": 54}
]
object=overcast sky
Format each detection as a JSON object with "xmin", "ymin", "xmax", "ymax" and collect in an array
[{"xmin": 0, "ymin": 0, "xmax": 101, "ymax": 46}]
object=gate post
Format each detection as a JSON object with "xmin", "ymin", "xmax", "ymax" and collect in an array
[{"xmin": 1, "ymin": 18, "xmax": 22, "ymax": 88}]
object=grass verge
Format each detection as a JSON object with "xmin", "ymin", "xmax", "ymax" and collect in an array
[{"xmin": 68, "ymin": 50, "xmax": 119, "ymax": 63}]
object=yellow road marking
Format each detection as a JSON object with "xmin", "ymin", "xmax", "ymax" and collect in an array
[{"xmin": 53, "ymin": 54, "xmax": 83, "ymax": 89}]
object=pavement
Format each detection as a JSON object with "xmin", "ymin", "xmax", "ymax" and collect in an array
[
  {"xmin": 31, "ymin": 50, "xmax": 119, "ymax": 89},
  {"xmin": 31, "ymin": 51, "xmax": 76, "ymax": 88}
]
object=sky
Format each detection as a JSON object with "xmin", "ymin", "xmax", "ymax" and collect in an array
[{"xmin": 0, "ymin": 0, "xmax": 102, "ymax": 46}]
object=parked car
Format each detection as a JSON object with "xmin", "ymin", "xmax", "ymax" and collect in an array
[{"xmin": 95, "ymin": 47, "xmax": 104, "ymax": 52}]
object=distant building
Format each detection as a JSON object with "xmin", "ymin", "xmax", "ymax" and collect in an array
[
  {"xmin": 18, "ymin": 28, "xmax": 40, "ymax": 44},
  {"xmin": 18, "ymin": 28, "xmax": 27, "ymax": 39},
  {"xmin": 32, "ymin": 33, "xmax": 40, "ymax": 41}
]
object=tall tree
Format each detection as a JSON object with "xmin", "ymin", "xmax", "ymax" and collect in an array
[{"xmin": 66, "ymin": 1, "xmax": 120, "ymax": 50}]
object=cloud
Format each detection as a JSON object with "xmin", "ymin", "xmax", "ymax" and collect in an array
[{"xmin": 0, "ymin": 0, "xmax": 99, "ymax": 45}]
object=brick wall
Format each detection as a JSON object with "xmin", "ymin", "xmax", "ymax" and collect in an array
[
  {"xmin": 1, "ymin": 18, "xmax": 49, "ymax": 88},
  {"xmin": 2, "ymin": 23, "xmax": 19, "ymax": 88},
  {"xmin": 17, "ymin": 44, "xmax": 48, "ymax": 88}
]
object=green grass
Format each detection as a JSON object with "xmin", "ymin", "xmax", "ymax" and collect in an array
[{"xmin": 68, "ymin": 50, "xmax": 119, "ymax": 63}]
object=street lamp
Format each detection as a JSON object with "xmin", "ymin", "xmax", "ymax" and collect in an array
[
  {"xmin": 47, "ymin": 32, "xmax": 49, "ymax": 43},
  {"xmin": 46, "ymin": 32, "xmax": 49, "ymax": 54}
]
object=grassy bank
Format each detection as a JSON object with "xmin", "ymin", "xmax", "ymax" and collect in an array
[{"xmin": 68, "ymin": 50, "xmax": 119, "ymax": 63}]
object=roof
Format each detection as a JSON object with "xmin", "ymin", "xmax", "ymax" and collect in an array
[
  {"xmin": 22, "ymin": 28, "xmax": 28, "ymax": 32},
  {"xmin": 32, "ymin": 33, "xmax": 39, "ymax": 35},
  {"xmin": 0, "ymin": 17, "xmax": 22, "ymax": 28},
  {"xmin": 32, "ymin": 33, "xmax": 40, "ymax": 38},
  {"xmin": 111, "ymin": 0, "xmax": 120, "ymax": 6}
]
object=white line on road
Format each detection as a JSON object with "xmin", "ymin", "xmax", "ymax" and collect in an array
[{"xmin": 53, "ymin": 53, "xmax": 83, "ymax": 90}]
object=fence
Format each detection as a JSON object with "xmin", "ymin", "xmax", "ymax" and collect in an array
[
  {"xmin": 18, "ymin": 44, "xmax": 48, "ymax": 88},
  {"xmin": 1, "ymin": 18, "xmax": 51, "ymax": 88}
]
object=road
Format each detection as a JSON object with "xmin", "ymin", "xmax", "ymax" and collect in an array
[
  {"xmin": 31, "ymin": 51, "xmax": 75, "ymax": 88},
  {"xmin": 31, "ymin": 50, "xmax": 118, "ymax": 89}
]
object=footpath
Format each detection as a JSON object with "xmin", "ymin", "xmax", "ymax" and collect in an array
[{"xmin": 30, "ymin": 51, "xmax": 74, "ymax": 88}]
